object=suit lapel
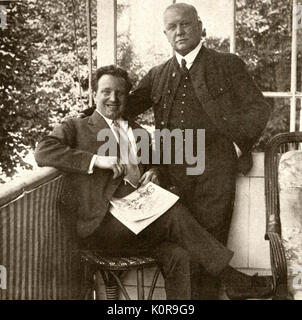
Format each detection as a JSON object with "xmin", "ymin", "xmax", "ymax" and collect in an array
[
  {"xmin": 189, "ymin": 46, "xmax": 230, "ymax": 123},
  {"xmin": 87, "ymin": 111, "xmax": 123, "ymax": 197},
  {"xmin": 167, "ymin": 56, "xmax": 182, "ymax": 93},
  {"xmin": 88, "ymin": 110, "xmax": 119, "ymax": 157},
  {"xmin": 161, "ymin": 57, "xmax": 182, "ymax": 126},
  {"xmin": 189, "ymin": 47, "xmax": 212, "ymax": 106},
  {"xmin": 202, "ymin": 47, "xmax": 231, "ymax": 96},
  {"xmin": 88, "ymin": 110, "xmax": 110, "ymax": 131},
  {"xmin": 89, "ymin": 112, "xmax": 147, "ymax": 175}
]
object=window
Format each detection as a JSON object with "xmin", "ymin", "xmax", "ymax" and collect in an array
[{"xmin": 97, "ymin": 0, "xmax": 301, "ymax": 138}]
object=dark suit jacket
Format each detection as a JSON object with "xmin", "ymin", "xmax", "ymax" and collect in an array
[
  {"xmin": 126, "ymin": 46, "xmax": 271, "ymax": 174},
  {"xmin": 35, "ymin": 110, "xmax": 153, "ymax": 238}
]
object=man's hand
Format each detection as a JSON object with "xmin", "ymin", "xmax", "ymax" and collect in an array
[
  {"xmin": 139, "ymin": 169, "xmax": 160, "ymax": 186},
  {"xmin": 94, "ymin": 156, "xmax": 126, "ymax": 179}
]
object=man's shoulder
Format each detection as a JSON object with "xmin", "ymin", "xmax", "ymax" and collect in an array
[
  {"xmin": 59, "ymin": 112, "xmax": 91, "ymax": 131},
  {"xmin": 127, "ymin": 118, "xmax": 149, "ymax": 132},
  {"xmin": 146, "ymin": 48, "xmax": 246, "ymax": 75},
  {"xmin": 205, "ymin": 47, "xmax": 245, "ymax": 71},
  {"xmin": 148, "ymin": 57, "xmax": 174, "ymax": 76},
  {"xmin": 63, "ymin": 113, "xmax": 89, "ymax": 124}
]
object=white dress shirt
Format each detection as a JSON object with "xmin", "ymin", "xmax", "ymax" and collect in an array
[
  {"xmin": 175, "ymin": 40, "xmax": 203, "ymax": 70},
  {"xmin": 88, "ymin": 110, "xmax": 138, "ymax": 174}
]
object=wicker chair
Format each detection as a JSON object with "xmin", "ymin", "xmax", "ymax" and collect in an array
[
  {"xmin": 79, "ymin": 250, "xmax": 161, "ymax": 300},
  {"xmin": 0, "ymin": 167, "xmax": 162, "ymax": 300},
  {"xmin": 264, "ymin": 131, "xmax": 302, "ymax": 300}
]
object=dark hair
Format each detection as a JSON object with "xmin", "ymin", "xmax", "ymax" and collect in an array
[{"xmin": 92, "ymin": 65, "xmax": 132, "ymax": 93}]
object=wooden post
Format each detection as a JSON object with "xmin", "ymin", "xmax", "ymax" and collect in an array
[
  {"xmin": 97, "ymin": 0, "xmax": 117, "ymax": 67},
  {"xmin": 230, "ymin": 0, "xmax": 236, "ymax": 54},
  {"xmin": 86, "ymin": 0, "xmax": 93, "ymax": 108},
  {"xmin": 290, "ymin": 0, "xmax": 298, "ymax": 132}
]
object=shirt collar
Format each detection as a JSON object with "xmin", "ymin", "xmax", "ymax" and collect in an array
[{"xmin": 175, "ymin": 40, "xmax": 203, "ymax": 69}]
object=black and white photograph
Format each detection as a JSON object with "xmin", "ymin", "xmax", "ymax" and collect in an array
[{"xmin": 0, "ymin": 0, "xmax": 302, "ymax": 306}]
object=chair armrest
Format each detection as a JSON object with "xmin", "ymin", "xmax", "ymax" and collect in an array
[
  {"xmin": 264, "ymin": 132, "xmax": 302, "ymax": 300},
  {"xmin": 266, "ymin": 232, "xmax": 292, "ymax": 299},
  {"xmin": 264, "ymin": 132, "xmax": 302, "ymax": 238}
]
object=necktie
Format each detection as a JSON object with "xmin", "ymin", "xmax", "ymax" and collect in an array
[
  {"xmin": 181, "ymin": 58, "xmax": 189, "ymax": 73},
  {"xmin": 112, "ymin": 120, "xmax": 141, "ymax": 187}
]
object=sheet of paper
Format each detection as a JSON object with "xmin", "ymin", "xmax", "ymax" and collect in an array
[{"xmin": 109, "ymin": 182, "xmax": 179, "ymax": 234}]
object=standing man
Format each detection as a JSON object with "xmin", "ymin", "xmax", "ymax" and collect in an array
[
  {"xmin": 35, "ymin": 65, "xmax": 272, "ymax": 300},
  {"xmin": 125, "ymin": 3, "xmax": 271, "ymax": 299}
]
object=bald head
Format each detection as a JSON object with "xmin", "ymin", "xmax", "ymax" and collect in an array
[
  {"xmin": 163, "ymin": 3, "xmax": 203, "ymax": 56},
  {"xmin": 164, "ymin": 3, "xmax": 199, "ymax": 20}
]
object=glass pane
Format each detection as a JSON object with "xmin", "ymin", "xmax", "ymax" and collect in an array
[
  {"xmin": 117, "ymin": 0, "xmax": 233, "ymax": 81},
  {"xmin": 117, "ymin": 0, "xmax": 173, "ymax": 85},
  {"xmin": 255, "ymin": 98, "xmax": 290, "ymax": 151},
  {"xmin": 117, "ymin": 0, "xmax": 173, "ymax": 128},
  {"xmin": 182, "ymin": 0, "xmax": 233, "ymax": 52},
  {"xmin": 236, "ymin": 0, "xmax": 291, "ymax": 92}
]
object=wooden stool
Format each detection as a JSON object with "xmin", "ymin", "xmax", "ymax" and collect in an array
[{"xmin": 80, "ymin": 250, "xmax": 161, "ymax": 300}]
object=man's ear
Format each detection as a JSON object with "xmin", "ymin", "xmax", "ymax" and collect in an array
[
  {"xmin": 198, "ymin": 18, "xmax": 206, "ymax": 37},
  {"xmin": 163, "ymin": 29, "xmax": 167, "ymax": 37},
  {"xmin": 198, "ymin": 18, "xmax": 203, "ymax": 30}
]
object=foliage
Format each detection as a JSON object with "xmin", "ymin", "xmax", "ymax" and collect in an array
[
  {"xmin": 0, "ymin": 0, "xmax": 299, "ymax": 179},
  {"xmin": 0, "ymin": 0, "xmax": 95, "ymax": 179},
  {"xmin": 207, "ymin": 0, "xmax": 295, "ymax": 150},
  {"xmin": 235, "ymin": 0, "xmax": 295, "ymax": 149}
]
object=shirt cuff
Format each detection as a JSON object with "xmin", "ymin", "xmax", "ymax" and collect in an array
[
  {"xmin": 233, "ymin": 142, "xmax": 242, "ymax": 158},
  {"xmin": 88, "ymin": 155, "xmax": 97, "ymax": 174}
]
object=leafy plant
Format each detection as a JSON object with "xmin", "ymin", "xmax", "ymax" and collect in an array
[{"xmin": 0, "ymin": 0, "xmax": 298, "ymax": 179}]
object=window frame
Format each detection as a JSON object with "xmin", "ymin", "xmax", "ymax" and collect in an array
[{"xmin": 96, "ymin": 0, "xmax": 300, "ymax": 131}]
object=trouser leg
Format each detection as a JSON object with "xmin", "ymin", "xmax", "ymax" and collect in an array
[
  {"xmin": 83, "ymin": 203, "xmax": 234, "ymax": 276},
  {"xmin": 167, "ymin": 140, "xmax": 237, "ymax": 299},
  {"xmin": 80, "ymin": 213, "xmax": 193, "ymax": 299},
  {"xmin": 141, "ymin": 202, "xmax": 234, "ymax": 276},
  {"xmin": 150, "ymin": 243, "xmax": 191, "ymax": 300},
  {"xmin": 190, "ymin": 264, "xmax": 221, "ymax": 300},
  {"xmin": 189, "ymin": 164, "xmax": 236, "ymax": 299},
  {"xmin": 164, "ymin": 170, "xmax": 236, "ymax": 299},
  {"xmin": 80, "ymin": 193, "xmax": 234, "ymax": 298}
]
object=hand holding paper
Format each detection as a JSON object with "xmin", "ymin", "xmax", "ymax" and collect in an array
[{"xmin": 110, "ymin": 182, "xmax": 179, "ymax": 234}]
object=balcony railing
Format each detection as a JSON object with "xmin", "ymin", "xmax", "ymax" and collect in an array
[
  {"xmin": 0, "ymin": 168, "xmax": 79, "ymax": 300},
  {"xmin": 0, "ymin": 153, "xmax": 273, "ymax": 300}
]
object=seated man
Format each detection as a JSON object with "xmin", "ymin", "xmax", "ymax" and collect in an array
[{"xmin": 35, "ymin": 65, "xmax": 272, "ymax": 300}]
